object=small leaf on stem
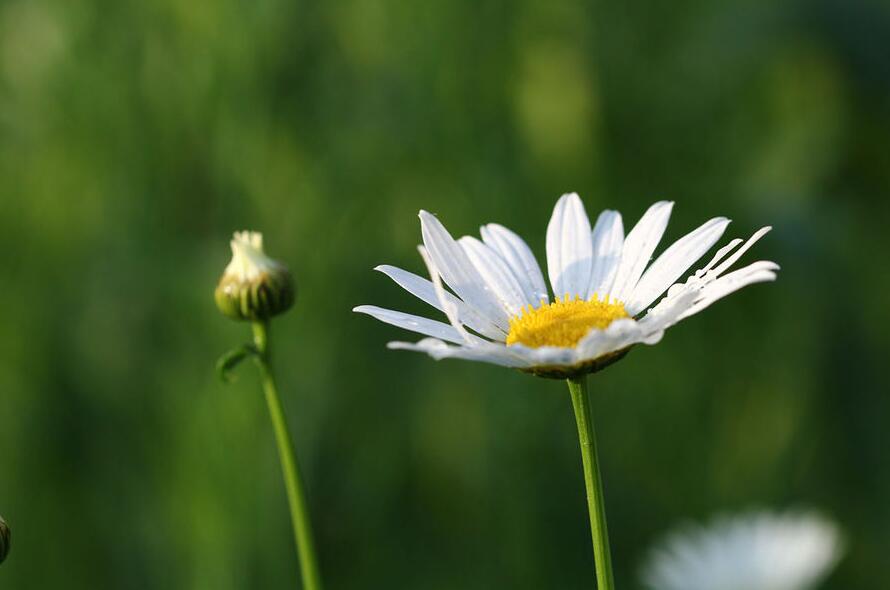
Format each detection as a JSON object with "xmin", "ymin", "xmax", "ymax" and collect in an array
[{"xmin": 216, "ymin": 344, "xmax": 258, "ymax": 382}]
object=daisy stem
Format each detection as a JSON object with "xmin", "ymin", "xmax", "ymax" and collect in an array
[
  {"xmin": 567, "ymin": 375, "xmax": 615, "ymax": 590},
  {"xmin": 251, "ymin": 320, "xmax": 323, "ymax": 590}
]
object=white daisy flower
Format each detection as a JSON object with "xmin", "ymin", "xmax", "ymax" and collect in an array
[
  {"xmin": 355, "ymin": 193, "xmax": 778, "ymax": 378},
  {"xmin": 640, "ymin": 511, "xmax": 844, "ymax": 590}
]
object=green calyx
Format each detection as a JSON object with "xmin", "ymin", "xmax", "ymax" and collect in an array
[
  {"xmin": 215, "ymin": 268, "xmax": 295, "ymax": 321},
  {"xmin": 520, "ymin": 348, "xmax": 631, "ymax": 379}
]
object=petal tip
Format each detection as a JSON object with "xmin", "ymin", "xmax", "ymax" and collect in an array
[
  {"xmin": 418, "ymin": 209, "xmax": 437, "ymax": 222},
  {"xmin": 645, "ymin": 200, "xmax": 675, "ymax": 216},
  {"xmin": 557, "ymin": 192, "xmax": 582, "ymax": 205}
]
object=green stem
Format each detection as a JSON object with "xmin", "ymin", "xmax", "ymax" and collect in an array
[
  {"xmin": 567, "ymin": 376, "xmax": 615, "ymax": 590},
  {"xmin": 252, "ymin": 321, "xmax": 323, "ymax": 590}
]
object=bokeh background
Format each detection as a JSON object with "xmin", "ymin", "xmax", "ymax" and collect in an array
[{"xmin": 1, "ymin": 0, "xmax": 888, "ymax": 587}]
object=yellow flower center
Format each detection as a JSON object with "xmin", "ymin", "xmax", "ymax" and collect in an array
[{"xmin": 506, "ymin": 295, "xmax": 630, "ymax": 349}]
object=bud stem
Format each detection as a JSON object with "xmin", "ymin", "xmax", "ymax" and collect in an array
[
  {"xmin": 251, "ymin": 320, "xmax": 323, "ymax": 590},
  {"xmin": 567, "ymin": 376, "xmax": 615, "ymax": 590}
]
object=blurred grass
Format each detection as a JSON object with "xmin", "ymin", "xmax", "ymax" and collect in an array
[{"xmin": 1, "ymin": 0, "xmax": 889, "ymax": 587}]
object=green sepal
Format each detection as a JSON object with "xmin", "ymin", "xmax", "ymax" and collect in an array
[{"xmin": 520, "ymin": 348, "xmax": 631, "ymax": 379}]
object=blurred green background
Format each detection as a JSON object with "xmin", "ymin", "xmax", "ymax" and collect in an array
[{"xmin": 1, "ymin": 0, "xmax": 888, "ymax": 587}]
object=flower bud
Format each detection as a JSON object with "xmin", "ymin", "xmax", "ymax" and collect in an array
[
  {"xmin": 0, "ymin": 514, "xmax": 9, "ymax": 564},
  {"xmin": 215, "ymin": 231, "xmax": 295, "ymax": 321}
]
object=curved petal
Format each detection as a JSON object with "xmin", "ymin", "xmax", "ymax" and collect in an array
[
  {"xmin": 417, "ymin": 244, "xmax": 477, "ymax": 344},
  {"xmin": 353, "ymin": 305, "xmax": 480, "ymax": 345},
  {"xmin": 419, "ymin": 211, "xmax": 510, "ymax": 329},
  {"xmin": 626, "ymin": 217, "xmax": 730, "ymax": 315},
  {"xmin": 609, "ymin": 201, "xmax": 674, "ymax": 303},
  {"xmin": 678, "ymin": 261, "xmax": 779, "ymax": 321},
  {"xmin": 636, "ymin": 287, "xmax": 700, "ymax": 335},
  {"xmin": 587, "ymin": 209, "xmax": 624, "ymax": 299},
  {"xmin": 709, "ymin": 226, "xmax": 772, "ymax": 278},
  {"xmin": 697, "ymin": 238, "xmax": 743, "ymax": 277},
  {"xmin": 374, "ymin": 264, "xmax": 506, "ymax": 340},
  {"xmin": 636, "ymin": 226, "xmax": 779, "ymax": 330},
  {"xmin": 388, "ymin": 338, "xmax": 530, "ymax": 368},
  {"xmin": 546, "ymin": 193, "xmax": 594, "ymax": 299},
  {"xmin": 508, "ymin": 343, "xmax": 580, "ymax": 367},
  {"xmin": 480, "ymin": 223, "xmax": 549, "ymax": 304},
  {"xmin": 460, "ymin": 236, "xmax": 530, "ymax": 316},
  {"xmin": 576, "ymin": 318, "xmax": 645, "ymax": 360}
]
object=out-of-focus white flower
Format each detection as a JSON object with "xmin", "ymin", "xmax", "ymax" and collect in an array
[
  {"xmin": 0, "ymin": 514, "xmax": 9, "ymax": 564},
  {"xmin": 355, "ymin": 193, "xmax": 777, "ymax": 378},
  {"xmin": 640, "ymin": 510, "xmax": 843, "ymax": 590},
  {"xmin": 215, "ymin": 231, "xmax": 295, "ymax": 321}
]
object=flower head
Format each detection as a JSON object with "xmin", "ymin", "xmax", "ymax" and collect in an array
[
  {"xmin": 355, "ymin": 193, "xmax": 778, "ymax": 377},
  {"xmin": 215, "ymin": 231, "xmax": 295, "ymax": 321},
  {"xmin": 640, "ymin": 510, "xmax": 843, "ymax": 590}
]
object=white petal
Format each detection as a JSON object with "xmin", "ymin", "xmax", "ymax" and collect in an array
[
  {"xmin": 609, "ymin": 201, "xmax": 674, "ymax": 303},
  {"xmin": 417, "ymin": 245, "xmax": 478, "ymax": 345},
  {"xmin": 636, "ymin": 287, "xmax": 700, "ymax": 335},
  {"xmin": 353, "ymin": 305, "xmax": 480, "ymax": 345},
  {"xmin": 419, "ymin": 211, "xmax": 510, "ymax": 329},
  {"xmin": 576, "ymin": 318, "xmax": 645, "ymax": 361},
  {"xmin": 508, "ymin": 343, "xmax": 580, "ymax": 367},
  {"xmin": 697, "ymin": 238, "xmax": 743, "ymax": 277},
  {"xmin": 374, "ymin": 265, "xmax": 506, "ymax": 340},
  {"xmin": 587, "ymin": 210, "xmax": 625, "ymax": 299},
  {"xmin": 608, "ymin": 224, "xmax": 776, "ymax": 355},
  {"xmin": 626, "ymin": 217, "xmax": 730, "ymax": 315},
  {"xmin": 459, "ymin": 236, "xmax": 530, "ymax": 315},
  {"xmin": 709, "ymin": 226, "xmax": 772, "ymax": 278},
  {"xmin": 678, "ymin": 261, "xmax": 778, "ymax": 320},
  {"xmin": 546, "ymin": 193, "xmax": 594, "ymax": 299},
  {"xmin": 640, "ymin": 330, "xmax": 664, "ymax": 345},
  {"xmin": 388, "ymin": 338, "xmax": 529, "ymax": 368},
  {"xmin": 480, "ymin": 223, "xmax": 549, "ymax": 304}
]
